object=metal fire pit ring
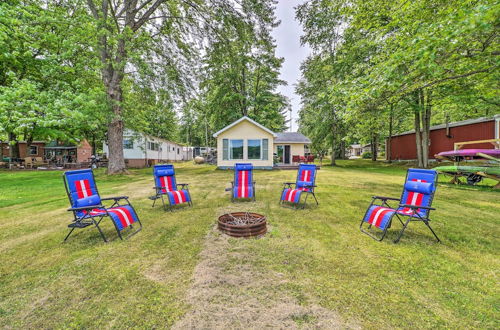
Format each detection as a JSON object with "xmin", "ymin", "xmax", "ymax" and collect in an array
[{"xmin": 218, "ymin": 212, "xmax": 267, "ymax": 238}]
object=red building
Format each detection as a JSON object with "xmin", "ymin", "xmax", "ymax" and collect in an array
[{"xmin": 388, "ymin": 115, "xmax": 500, "ymax": 160}]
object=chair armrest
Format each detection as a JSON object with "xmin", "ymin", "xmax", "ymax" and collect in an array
[
  {"xmin": 399, "ymin": 204, "xmax": 435, "ymax": 211},
  {"xmin": 101, "ymin": 196, "xmax": 128, "ymax": 201},
  {"xmin": 177, "ymin": 183, "xmax": 189, "ymax": 187},
  {"xmin": 372, "ymin": 196, "xmax": 400, "ymax": 201},
  {"xmin": 67, "ymin": 205, "xmax": 103, "ymax": 211}
]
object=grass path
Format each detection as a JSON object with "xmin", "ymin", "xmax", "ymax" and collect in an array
[
  {"xmin": 173, "ymin": 223, "xmax": 357, "ymax": 329},
  {"xmin": 0, "ymin": 160, "xmax": 498, "ymax": 328}
]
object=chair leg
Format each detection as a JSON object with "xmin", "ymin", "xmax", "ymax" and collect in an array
[
  {"xmin": 312, "ymin": 192, "xmax": 319, "ymax": 205},
  {"xmin": 93, "ymin": 217, "xmax": 108, "ymax": 242},
  {"xmin": 393, "ymin": 217, "xmax": 411, "ymax": 243},
  {"xmin": 423, "ymin": 219, "xmax": 441, "ymax": 243},
  {"xmin": 302, "ymin": 193, "xmax": 309, "ymax": 209},
  {"xmin": 64, "ymin": 227, "xmax": 76, "ymax": 242},
  {"xmin": 160, "ymin": 194, "xmax": 167, "ymax": 211},
  {"xmin": 360, "ymin": 220, "xmax": 390, "ymax": 241}
]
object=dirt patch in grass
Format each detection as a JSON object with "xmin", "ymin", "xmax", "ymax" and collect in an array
[{"xmin": 173, "ymin": 226, "xmax": 358, "ymax": 329}]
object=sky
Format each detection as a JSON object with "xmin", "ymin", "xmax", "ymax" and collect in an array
[{"xmin": 271, "ymin": 0, "xmax": 311, "ymax": 132}]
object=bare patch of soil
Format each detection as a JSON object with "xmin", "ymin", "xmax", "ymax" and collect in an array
[{"xmin": 173, "ymin": 226, "xmax": 359, "ymax": 329}]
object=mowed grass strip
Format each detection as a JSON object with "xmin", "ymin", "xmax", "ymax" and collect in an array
[{"xmin": 0, "ymin": 160, "xmax": 498, "ymax": 328}]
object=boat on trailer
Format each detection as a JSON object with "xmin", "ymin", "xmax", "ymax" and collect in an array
[{"xmin": 433, "ymin": 141, "xmax": 500, "ymax": 188}]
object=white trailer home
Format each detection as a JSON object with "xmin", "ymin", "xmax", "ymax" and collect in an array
[{"xmin": 103, "ymin": 129, "xmax": 193, "ymax": 168}]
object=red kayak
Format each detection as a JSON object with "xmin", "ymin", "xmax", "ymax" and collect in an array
[{"xmin": 436, "ymin": 149, "xmax": 500, "ymax": 160}]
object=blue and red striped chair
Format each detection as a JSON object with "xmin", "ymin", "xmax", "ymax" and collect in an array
[
  {"xmin": 151, "ymin": 164, "xmax": 192, "ymax": 211},
  {"xmin": 63, "ymin": 169, "xmax": 142, "ymax": 242},
  {"xmin": 231, "ymin": 163, "xmax": 256, "ymax": 202},
  {"xmin": 280, "ymin": 163, "xmax": 318, "ymax": 208},
  {"xmin": 360, "ymin": 168, "xmax": 440, "ymax": 243}
]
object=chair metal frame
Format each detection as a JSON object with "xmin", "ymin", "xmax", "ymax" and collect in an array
[
  {"xmin": 360, "ymin": 169, "xmax": 440, "ymax": 243},
  {"xmin": 150, "ymin": 165, "xmax": 193, "ymax": 212},
  {"xmin": 279, "ymin": 164, "xmax": 319, "ymax": 209},
  {"xmin": 63, "ymin": 169, "xmax": 142, "ymax": 242}
]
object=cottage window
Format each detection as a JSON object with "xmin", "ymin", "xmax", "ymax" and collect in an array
[
  {"xmin": 229, "ymin": 139, "xmax": 243, "ymax": 160},
  {"xmin": 247, "ymin": 139, "xmax": 261, "ymax": 160},
  {"xmin": 29, "ymin": 145, "xmax": 38, "ymax": 155},
  {"xmin": 262, "ymin": 139, "xmax": 268, "ymax": 160},
  {"xmin": 123, "ymin": 139, "xmax": 133, "ymax": 149},
  {"xmin": 148, "ymin": 142, "xmax": 159, "ymax": 151}
]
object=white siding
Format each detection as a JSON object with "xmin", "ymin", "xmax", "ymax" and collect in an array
[{"xmin": 103, "ymin": 129, "xmax": 192, "ymax": 161}]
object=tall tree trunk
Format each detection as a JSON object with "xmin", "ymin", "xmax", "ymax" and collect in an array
[
  {"xmin": 106, "ymin": 78, "xmax": 127, "ymax": 173},
  {"xmin": 88, "ymin": 0, "xmax": 165, "ymax": 173},
  {"xmin": 339, "ymin": 140, "xmax": 346, "ymax": 159},
  {"xmin": 387, "ymin": 103, "xmax": 393, "ymax": 163},
  {"xmin": 371, "ymin": 132, "xmax": 378, "ymax": 161},
  {"xmin": 421, "ymin": 89, "xmax": 432, "ymax": 168},
  {"xmin": 330, "ymin": 111, "xmax": 336, "ymax": 166},
  {"xmin": 91, "ymin": 133, "xmax": 96, "ymax": 156},
  {"xmin": 414, "ymin": 90, "xmax": 424, "ymax": 167},
  {"xmin": 8, "ymin": 132, "xmax": 20, "ymax": 159}
]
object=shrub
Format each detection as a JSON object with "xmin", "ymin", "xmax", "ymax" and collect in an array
[{"xmin": 362, "ymin": 151, "xmax": 372, "ymax": 159}]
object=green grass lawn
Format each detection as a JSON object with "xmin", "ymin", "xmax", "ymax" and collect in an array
[{"xmin": 0, "ymin": 160, "xmax": 498, "ymax": 328}]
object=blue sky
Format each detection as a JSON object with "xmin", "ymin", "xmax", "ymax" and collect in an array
[{"xmin": 271, "ymin": 0, "xmax": 311, "ymax": 131}]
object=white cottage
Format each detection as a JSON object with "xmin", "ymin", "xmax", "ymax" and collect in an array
[{"xmin": 213, "ymin": 116, "xmax": 311, "ymax": 169}]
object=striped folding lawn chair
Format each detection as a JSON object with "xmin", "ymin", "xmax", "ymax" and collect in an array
[
  {"xmin": 360, "ymin": 168, "xmax": 441, "ymax": 243},
  {"xmin": 63, "ymin": 169, "xmax": 142, "ymax": 242},
  {"xmin": 280, "ymin": 163, "xmax": 318, "ymax": 209},
  {"xmin": 150, "ymin": 164, "xmax": 192, "ymax": 211},
  {"xmin": 231, "ymin": 163, "xmax": 256, "ymax": 202}
]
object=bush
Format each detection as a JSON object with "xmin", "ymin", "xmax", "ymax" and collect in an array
[{"xmin": 362, "ymin": 151, "xmax": 372, "ymax": 159}]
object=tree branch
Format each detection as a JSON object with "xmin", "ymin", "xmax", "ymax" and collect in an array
[
  {"xmin": 133, "ymin": 0, "xmax": 167, "ymax": 31},
  {"xmin": 419, "ymin": 67, "xmax": 496, "ymax": 90}
]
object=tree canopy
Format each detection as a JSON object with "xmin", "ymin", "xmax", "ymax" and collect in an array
[{"xmin": 1, "ymin": 0, "xmax": 497, "ymax": 170}]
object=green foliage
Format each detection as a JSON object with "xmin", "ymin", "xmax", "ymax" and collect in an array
[
  {"xmin": 180, "ymin": 0, "xmax": 288, "ymax": 146},
  {"xmin": 0, "ymin": 0, "xmax": 106, "ymax": 144},
  {"xmin": 361, "ymin": 151, "xmax": 372, "ymax": 159},
  {"xmin": 296, "ymin": 0, "xmax": 499, "ymax": 164}
]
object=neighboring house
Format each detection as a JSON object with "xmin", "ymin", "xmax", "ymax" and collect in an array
[
  {"xmin": 347, "ymin": 143, "xmax": 382, "ymax": 159},
  {"xmin": 44, "ymin": 140, "xmax": 92, "ymax": 165},
  {"xmin": 1, "ymin": 139, "xmax": 92, "ymax": 164},
  {"xmin": 1, "ymin": 141, "xmax": 46, "ymax": 159},
  {"xmin": 213, "ymin": 116, "xmax": 312, "ymax": 169},
  {"xmin": 388, "ymin": 115, "xmax": 500, "ymax": 160},
  {"xmin": 347, "ymin": 144, "xmax": 363, "ymax": 158},
  {"xmin": 103, "ymin": 129, "xmax": 193, "ymax": 168}
]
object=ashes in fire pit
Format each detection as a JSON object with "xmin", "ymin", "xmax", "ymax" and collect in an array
[{"xmin": 218, "ymin": 212, "xmax": 267, "ymax": 238}]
